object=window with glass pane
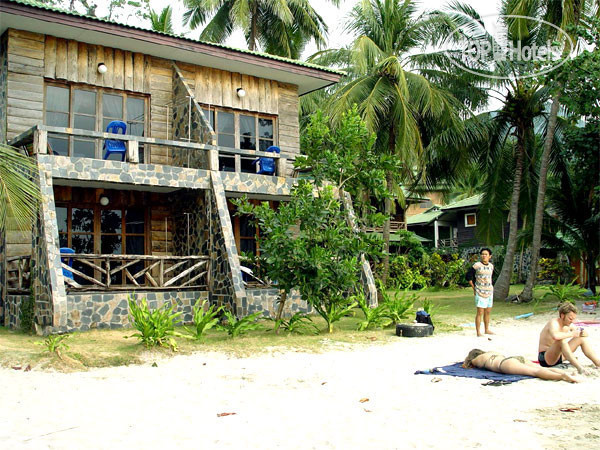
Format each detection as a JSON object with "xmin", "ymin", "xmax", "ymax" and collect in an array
[
  {"xmin": 127, "ymin": 97, "xmax": 145, "ymax": 163},
  {"xmin": 202, "ymin": 108, "xmax": 215, "ymax": 130},
  {"xmin": 102, "ymin": 93, "xmax": 123, "ymax": 131},
  {"xmin": 217, "ymin": 111, "xmax": 235, "ymax": 148},
  {"xmin": 71, "ymin": 207, "xmax": 95, "ymax": 282},
  {"xmin": 239, "ymin": 115, "xmax": 256, "ymax": 150},
  {"xmin": 46, "ymin": 85, "xmax": 70, "ymax": 156},
  {"xmin": 258, "ymin": 118, "xmax": 274, "ymax": 151},
  {"xmin": 73, "ymin": 89, "xmax": 97, "ymax": 158}
]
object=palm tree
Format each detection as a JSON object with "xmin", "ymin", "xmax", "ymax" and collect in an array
[
  {"xmin": 149, "ymin": 6, "xmax": 174, "ymax": 34},
  {"xmin": 518, "ymin": 0, "xmax": 598, "ymax": 302},
  {"xmin": 0, "ymin": 144, "xmax": 40, "ymax": 233},
  {"xmin": 182, "ymin": 0, "xmax": 335, "ymax": 58},
  {"xmin": 308, "ymin": 0, "xmax": 485, "ymax": 282}
]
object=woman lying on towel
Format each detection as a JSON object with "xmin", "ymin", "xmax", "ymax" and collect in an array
[{"xmin": 463, "ymin": 349, "xmax": 580, "ymax": 383}]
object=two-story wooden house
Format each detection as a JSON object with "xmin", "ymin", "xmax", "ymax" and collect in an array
[{"xmin": 0, "ymin": 0, "xmax": 376, "ymax": 333}]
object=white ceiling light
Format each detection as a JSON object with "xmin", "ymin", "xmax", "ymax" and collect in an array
[
  {"xmin": 97, "ymin": 63, "xmax": 108, "ymax": 74},
  {"xmin": 236, "ymin": 88, "xmax": 246, "ymax": 98}
]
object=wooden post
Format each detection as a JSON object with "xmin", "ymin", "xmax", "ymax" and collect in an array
[
  {"xmin": 208, "ymin": 148, "xmax": 219, "ymax": 171},
  {"xmin": 234, "ymin": 154, "xmax": 241, "ymax": 173},
  {"xmin": 126, "ymin": 140, "xmax": 139, "ymax": 163},
  {"xmin": 159, "ymin": 259, "xmax": 164, "ymax": 287},
  {"xmin": 276, "ymin": 156, "xmax": 287, "ymax": 177},
  {"xmin": 105, "ymin": 257, "xmax": 111, "ymax": 288},
  {"xmin": 33, "ymin": 129, "xmax": 48, "ymax": 155}
]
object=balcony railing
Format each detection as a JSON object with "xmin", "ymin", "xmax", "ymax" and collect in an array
[
  {"xmin": 437, "ymin": 238, "xmax": 458, "ymax": 248},
  {"xmin": 61, "ymin": 254, "xmax": 211, "ymax": 291},
  {"xmin": 364, "ymin": 221, "xmax": 408, "ymax": 233},
  {"xmin": 8, "ymin": 125, "xmax": 288, "ymax": 176},
  {"xmin": 7, "ymin": 255, "xmax": 31, "ymax": 293}
]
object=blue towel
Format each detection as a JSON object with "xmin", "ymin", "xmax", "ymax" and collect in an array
[{"xmin": 415, "ymin": 362, "xmax": 532, "ymax": 383}]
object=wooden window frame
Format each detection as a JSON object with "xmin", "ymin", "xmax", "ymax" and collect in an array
[
  {"xmin": 464, "ymin": 212, "xmax": 477, "ymax": 228},
  {"xmin": 44, "ymin": 81, "xmax": 149, "ymax": 160}
]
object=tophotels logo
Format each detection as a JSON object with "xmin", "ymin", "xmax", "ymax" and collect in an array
[{"xmin": 444, "ymin": 15, "xmax": 575, "ymax": 80}]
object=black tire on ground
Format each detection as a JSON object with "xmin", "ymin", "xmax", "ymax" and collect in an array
[{"xmin": 396, "ymin": 323, "xmax": 434, "ymax": 338}]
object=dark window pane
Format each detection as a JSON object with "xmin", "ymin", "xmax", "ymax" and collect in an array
[
  {"xmin": 103, "ymin": 94, "xmax": 123, "ymax": 119},
  {"xmin": 46, "ymin": 112, "xmax": 69, "ymax": 127},
  {"xmin": 259, "ymin": 139, "xmax": 274, "ymax": 152},
  {"xmin": 59, "ymin": 234, "xmax": 68, "ymax": 248},
  {"xmin": 126, "ymin": 235, "xmax": 144, "ymax": 255},
  {"xmin": 74, "ymin": 89, "xmax": 96, "ymax": 115},
  {"xmin": 74, "ymin": 115, "xmax": 95, "ymax": 131},
  {"xmin": 239, "ymin": 216, "xmax": 256, "ymax": 237},
  {"xmin": 217, "ymin": 111, "xmax": 234, "ymax": 133},
  {"xmin": 259, "ymin": 118, "xmax": 273, "ymax": 139},
  {"xmin": 46, "ymin": 86, "xmax": 69, "ymax": 112},
  {"xmin": 71, "ymin": 208, "xmax": 94, "ymax": 232},
  {"xmin": 56, "ymin": 207, "xmax": 67, "ymax": 233},
  {"xmin": 73, "ymin": 139, "xmax": 96, "ymax": 158},
  {"xmin": 219, "ymin": 156, "xmax": 235, "ymax": 171},
  {"xmin": 240, "ymin": 238, "xmax": 256, "ymax": 256},
  {"xmin": 127, "ymin": 97, "xmax": 145, "ymax": 121},
  {"xmin": 217, "ymin": 134, "xmax": 235, "ymax": 148},
  {"xmin": 128, "ymin": 122, "xmax": 144, "ymax": 137},
  {"xmin": 240, "ymin": 115, "xmax": 255, "ymax": 137},
  {"xmin": 101, "ymin": 209, "xmax": 122, "ymax": 233},
  {"xmin": 48, "ymin": 136, "xmax": 68, "ymax": 156},
  {"xmin": 125, "ymin": 209, "xmax": 145, "ymax": 234},
  {"xmin": 202, "ymin": 108, "xmax": 215, "ymax": 129},
  {"xmin": 72, "ymin": 233, "xmax": 94, "ymax": 253},
  {"xmin": 240, "ymin": 136, "xmax": 256, "ymax": 150},
  {"xmin": 101, "ymin": 235, "xmax": 122, "ymax": 254}
]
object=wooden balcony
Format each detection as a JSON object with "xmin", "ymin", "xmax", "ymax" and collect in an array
[
  {"xmin": 437, "ymin": 238, "xmax": 458, "ymax": 248},
  {"xmin": 61, "ymin": 254, "xmax": 211, "ymax": 291},
  {"xmin": 8, "ymin": 125, "xmax": 288, "ymax": 176},
  {"xmin": 364, "ymin": 221, "xmax": 408, "ymax": 233},
  {"xmin": 7, "ymin": 255, "xmax": 31, "ymax": 294}
]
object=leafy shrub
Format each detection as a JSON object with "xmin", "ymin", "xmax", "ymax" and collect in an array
[
  {"xmin": 20, "ymin": 289, "xmax": 35, "ymax": 334},
  {"xmin": 185, "ymin": 299, "xmax": 223, "ymax": 340},
  {"xmin": 379, "ymin": 287, "xmax": 416, "ymax": 324},
  {"xmin": 537, "ymin": 258, "xmax": 575, "ymax": 283},
  {"xmin": 422, "ymin": 298, "xmax": 447, "ymax": 321},
  {"xmin": 387, "ymin": 255, "xmax": 428, "ymax": 289},
  {"xmin": 356, "ymin": 291, "xmax": 391, "ymax": 331},
  {"xmin": 443, "ymin": 255, "xmax": 467, "ymax": 288},
  {"xmin": 392, "ymin": 230, "xmax": 426, "ymax": 263},
  {"xmin": 218, "ymin": 310, "xmax": 263, "ymax": 337},
  {"xmin": 127, "ymin": 297, "xmax": 182, "ymax": 350},
  {"xmin": 541, "ymin": 280, "xmax": 588, "ymax": 304},
  {"xmin": 36, "ymin": 334, "xmax": 70, "ymax": 356},
  {"xmin": 270, "ymin": 312, "xmax": 320, "ymax": 335}
]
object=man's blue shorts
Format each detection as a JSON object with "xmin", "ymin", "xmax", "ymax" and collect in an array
[{"xmin": 475, "ymin": 293, "xmax": 493, "ymax": 309}]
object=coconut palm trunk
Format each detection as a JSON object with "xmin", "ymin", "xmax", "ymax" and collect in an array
[
  {"xmin": 519, "ymin": 96, "xmax": 561, "ymax": 301},
  {"xmin": 494, "ymin": 138, "xmax": 525, "ymax": 302}
]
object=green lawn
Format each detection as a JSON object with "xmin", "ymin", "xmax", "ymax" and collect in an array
[{"xmin": 0, "ymin": 284, "xmax": 556, "ymax": 371}]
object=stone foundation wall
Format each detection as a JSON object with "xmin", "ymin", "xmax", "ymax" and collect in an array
[
  {"xmin": 246, "ymin": 288, "xmax": 312, "ymax": 317},
  {"xmin": 4, "ymin": 295, "xmax": 27, "ymax": 329},
  {"xmin": 65, "ymin": 290, "xmax": 208, "ymax": 332}
]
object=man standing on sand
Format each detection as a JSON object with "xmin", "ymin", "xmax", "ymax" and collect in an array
[
  {"xmin": 538, "ymin": 302, "xmax": 600, "ymax": 374},
  {"xmin": 466, "ymin": 248, "xmax": 494, "ymax": 337}
]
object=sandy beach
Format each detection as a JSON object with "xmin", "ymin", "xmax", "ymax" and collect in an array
[{"xmin": 1, "ymin": 310, "xmax": 599, "ymax": 449}]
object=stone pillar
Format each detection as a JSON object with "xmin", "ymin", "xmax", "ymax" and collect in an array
[
  {"xmin": 32, "ymin": 161, "xmax": 67, "ymax": 333},
  {"xmin": 209, "ymin": 172, "xmax": 247, "ymax": 315}
]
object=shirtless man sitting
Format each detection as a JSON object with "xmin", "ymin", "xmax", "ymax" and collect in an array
[{"xmin": 538, "ymin": 302, "xmax": 600, "ymax": 374}]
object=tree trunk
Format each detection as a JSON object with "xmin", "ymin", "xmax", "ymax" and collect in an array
[
  {"xmin": 249, "ymin": 1, "xmax": 257, "ymax": 51},
  {"xmin": 587, "ymin": 253, "xmax": 597, "ymax": 294},
  {"xmin": 520, "ymin": 95, "xmax": 561, "ymax": 302},
  {"xmin": 494, "ymin": 141, "xmax": 525, "ymax": 302},
  {"xmin": 381, "ymin": 172, "xmax": 393, "ymax": 285},
  {"xmin": 274, "ymin": 290, "xmax": 287, "ymax": 334}
]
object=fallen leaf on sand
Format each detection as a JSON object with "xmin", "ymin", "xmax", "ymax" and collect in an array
[
  {"xmin": 11, "ymin": 366, "xmax": 21, "ymax": 370},
  {"xmin": 559, "ymin": 407, "xmax": 581, "ymax": 413},
  {"xmin": 151, "ymin": 362, "xmax": 158, "ymax": 367},
  {"xmin": 431, "ymin": 377, "xmax": 442, "ymax": 383},
  {"xmin": 363, "ymin": 409, "xmax": 372, "ymax": 413},
  {"xmin": 321, "ymin": 382, "xmax": 327, "ymax": 385},
  {"xmin": 24, "ymin": 365, "xmax": 31, "ymax": 372},
  {"xmin": 513, "ymin": 419, "xmax": 527, "ymax": 423},
  {"xmin": 366, "ymin": 337, "xmax": 377, "ymax": 341},
  {"xmin": 359, "ymin": 398, "xmax": 369, "ymax": 403},
  {"xmin": 217, "ymin": 412, "xmax": 237, "ymax": 417}
]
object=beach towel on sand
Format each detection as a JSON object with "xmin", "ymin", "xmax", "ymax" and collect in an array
[{"xmin": 415, "ymin": 362, "xmax": 532, "ymax": 383}]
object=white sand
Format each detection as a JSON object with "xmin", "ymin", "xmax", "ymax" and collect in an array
[{"xmin": 1, "ymin": 310, "xmax": 599, "ymax": 449}]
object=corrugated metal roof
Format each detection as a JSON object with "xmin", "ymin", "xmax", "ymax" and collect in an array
[
  {"xmin": 406, "ymin": 208, "xmax": 444, "ymax": 225},
  {"xmin": 4, "ymin": 0, "xmax": 344, "ymax": 76},
  {"xmin": 441, "ymin": 194, "xmax": 482, "ymax": 210}
]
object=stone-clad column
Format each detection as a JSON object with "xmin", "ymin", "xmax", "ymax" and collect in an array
[
  {"xmin": 209, "ymin": 171, "xmax": 247, "ymax": 315},
  {"xmin": 32, "ymin": 161, "xmax": 67, "ymax": 332}
]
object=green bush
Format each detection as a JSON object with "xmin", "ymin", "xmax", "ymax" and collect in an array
[
  {"xmin": 269, "ymin": 312, "xmax": 320, "ymax": 335},
  {"xmin": 36, "ymin": 333, "xmax": 70, "ymax": 355},
  {"xmin": 185, "ymin": 299, "xmax": 223, "ymax": 340},
  {"xmin": 19, "ymin": 289, "xmax": 35, "ymax": 334},
  {"xmin": 379, "ymin": 288, "xmax": 416, "ymax": 324},
  {"xmin": 387, "ymin": 255, "xmax": 428, "ymax": 289},
  {"xmin": 422, "ymin": 298, "xmax": 447, "ymax": 321},
  {"xmin": 540, "ymin": 280, "xmax": 588, "ymax": 304},
  {"xmin": 356, "ymin": 291, "xmax": 391, "ymax": 331},
  {"xmin": 537, "ymin": 258, "xmax": 575, "ymax": 283},
  {"xmin": 218, "ymin": 310, "xmax": 263, "ymax": 337},
  {"xmin": 127, "ymin": 297, "xmax": 182, "ymax": 349}
]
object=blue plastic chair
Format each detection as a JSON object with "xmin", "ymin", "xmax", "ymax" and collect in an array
[
  {"xmin": 103, "ymin": 120, "xmax": 127, "ymax": 161},
  {"xmin": 60, "ymin": 247, "xmax": 75, "ymax": 280},
  {"xmin": 252, "ymin": 145, "xmax": 280, "ymax": 175}
]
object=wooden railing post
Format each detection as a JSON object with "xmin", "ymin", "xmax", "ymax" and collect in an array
[
  {"xmin": 105, "ymin": 257, "xmax": 111, "ymax": 288},
  {"xmin": 277, "ymin": 156, "xmax": 287, "ymax": 177},
  {"xmin": 33, "ymin": 129, "xmax": 48, "ymax": 155},
  {"xmin": 127, "ymin": 140, "xmax": 139, "ymax": 163},
  {"xmin": 208, "ymin": 148, "xmax": 219, "ymax": 171}
]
